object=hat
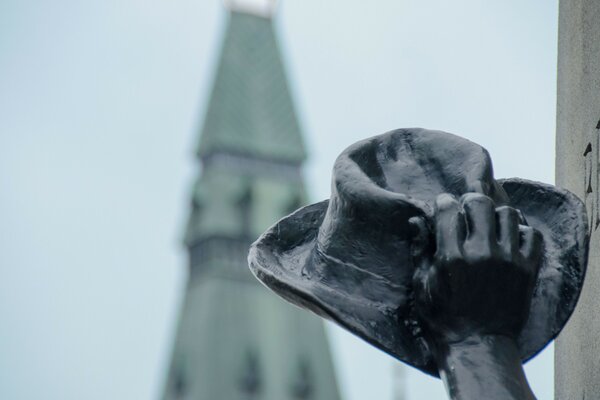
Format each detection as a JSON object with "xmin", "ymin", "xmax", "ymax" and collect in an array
[{"xmin": 248, "ymin": 128, "xmax": 589, "ymax": 376}]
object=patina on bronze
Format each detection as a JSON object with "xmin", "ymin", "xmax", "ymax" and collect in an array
[{"xmin": 248, "ymin": 128, "xmax": 589, "ymax": 399}]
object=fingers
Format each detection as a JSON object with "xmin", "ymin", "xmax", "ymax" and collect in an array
[
  {"xmin": 461, "ymin": 193, "xmax": 496, "ymax": 250},
  {"xmin": 434, "ymin": 194, "xmax": 466, "ymax": 261},
  {"xmin": 431, "ymin": 192, "xmax": 543, "ymax": 273},
  {"xmin": 519, "ymin": 225, "xmax": 543, "ymax": 271},
  {"xmin": 496, "ymin": 206, "xmax": 520, "ymax": 254}
]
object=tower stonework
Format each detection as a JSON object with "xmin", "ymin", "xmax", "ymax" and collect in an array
[
  {"xmin": 555, "ymin": 0, "xmax": 600, "ymax": 397},
  {"xmin": 162, "ymin": 9, "xmax": 341, "ymax": 400}
]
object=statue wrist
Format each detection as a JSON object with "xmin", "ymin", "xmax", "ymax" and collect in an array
[{"xmin": 433, "ymin": 335, "xmax": 536, "ymax": 400}]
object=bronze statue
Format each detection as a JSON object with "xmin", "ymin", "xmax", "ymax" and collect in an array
[{"xmin": 248, "ymin": 128, "xmax": 589, "ymax": 399}]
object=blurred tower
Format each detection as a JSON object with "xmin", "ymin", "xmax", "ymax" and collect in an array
[
  {"xmin": 392, "ymin": 364, "xmax": 406, "ymax": 400},
  {"xmin": 162, "ymin": 3, "xmax": 341, "ymax": 400}
]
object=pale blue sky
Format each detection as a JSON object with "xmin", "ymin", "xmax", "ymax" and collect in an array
[{"xmin": 0, "ymin": 1, "xmax": 558, "ymax": 399}]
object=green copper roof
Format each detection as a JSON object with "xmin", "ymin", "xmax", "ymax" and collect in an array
[
  {"xmin": 164, "ymin": 9, "xmax": 341, "ymax": 400},
  {"xmin": 198, "ymin": 11, "xmax": 307, "ymax": 163}
]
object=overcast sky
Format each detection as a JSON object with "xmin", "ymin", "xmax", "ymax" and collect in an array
[{"xmin": 0, "ymin": 0, "xmax": 558, "ymax": 399}]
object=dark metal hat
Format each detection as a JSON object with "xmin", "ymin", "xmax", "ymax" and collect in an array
[{"xmin": 248, "ymin": 128, "xmax": 589, "ymax": 376}]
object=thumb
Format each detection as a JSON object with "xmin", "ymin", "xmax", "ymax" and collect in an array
[{"xmin": 408, "ymin": 216, "xmax": 431, "ymax": 263}]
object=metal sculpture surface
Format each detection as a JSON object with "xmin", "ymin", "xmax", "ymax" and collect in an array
[{"xmin": 248, "ymin": 129, "xmax": 589, "ymax": 399}]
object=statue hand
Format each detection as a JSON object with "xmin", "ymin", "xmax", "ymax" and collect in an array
[{"xmin": 411, "ymin": 193, "xmax": 543, "ymax": 346}]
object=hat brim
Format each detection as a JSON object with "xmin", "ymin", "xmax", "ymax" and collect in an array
[{"xmin": 248, "ymin": 178, "xmax": 588, "ymax": 377}]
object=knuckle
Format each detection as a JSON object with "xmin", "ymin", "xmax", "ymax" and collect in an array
[
  {"xmin": 532, "ymin": 228, "xmax": 543, "ymax": 243},
  {"xmin": 499, "ymin": 243, "xmax": 517, "ymax": 260},
  {"xmin": 435, "ymin": 193, "xmax": 459, "ymax": 210},
  {"xmin": 496, "ymin": 205, "xmax": 518, "ymax": 218},
  {"xmin": 409, "ymin": 216, "xmax": 427, "ymax": 237},
  {"xmin": 520, "ymin": 224, "xmax": 533, "ymax": 231},
  {"xmin": 434, "ymin": 252, "xmax": 461, "ymax": 266},
  {"xmin": 516, "ymin": 209, "xmax": 528, "ymax": 225},
  {"xmin": 463, "ymin": 240, "xmax": 494, "ymax": 261},
  {"xmin": 519, "ymin": 225, "xmax": 533, "ymax": 236},
  {"xmin": 460, "ymin": 192, "xmax": 493, "ymax": 207}
]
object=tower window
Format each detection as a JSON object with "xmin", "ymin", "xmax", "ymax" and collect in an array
[
  {"xmin": 172, "ymin": 365, "xmax": 187, "ymax": 399},
  {"xmin": 239, "ymin": 350, "xmax": 262, "ymax": 397},
  {"xmin": 238, "ymin": 185, "xmax": 254, "ymax": 238},
  {"xmin": 291, "ymin": 358, "xmax": 313, "ymax": 399}
]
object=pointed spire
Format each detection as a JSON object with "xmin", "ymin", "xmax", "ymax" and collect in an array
[
  {"xmin": 198, "ymin": 8, "xmax": 307, "ymax": 164},
  {"xmin": 224, "ymin": 0, "xmax": 278, "ymax": 17},
  {"xmin": 163, "ymin": 4, "xmax": 342, "ymax": 400}
]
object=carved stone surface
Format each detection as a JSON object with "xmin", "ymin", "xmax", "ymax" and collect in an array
[
  {"xmin": 248, "ymin": 129, "xmax": 589, "ymax": 399},
  {"xmin": 555, "ymin": 0, "xmax": 600, "ymax": 397}
]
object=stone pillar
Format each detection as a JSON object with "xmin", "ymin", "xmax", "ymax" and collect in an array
[{"xmin": 555, "ymin": 0, "xmax": 600, "ymax": 398}]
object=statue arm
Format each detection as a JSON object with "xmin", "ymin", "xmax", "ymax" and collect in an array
[
  {"xmin": 411, "ymin": 193, "xmax": 542, "ymax": 400},
  {"xmin": 436, "ymin": 335, "xmax": 535, "ymax": 400}
]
